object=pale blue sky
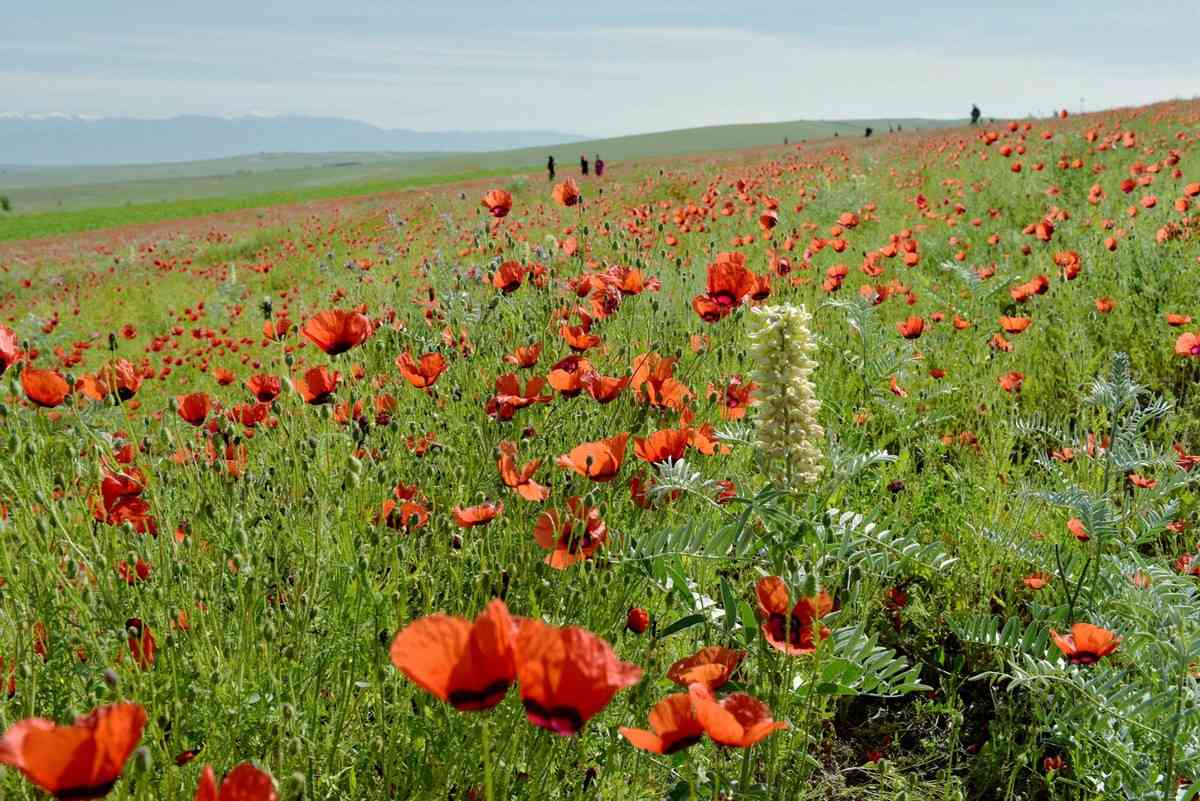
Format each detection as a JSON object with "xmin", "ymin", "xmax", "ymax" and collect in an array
[{"xmin": 3, "ymin": 2, "xmax": 1198, "ymax": 135}]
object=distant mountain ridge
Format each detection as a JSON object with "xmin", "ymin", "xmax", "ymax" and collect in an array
[{"xmin": 0, "ymin": 115, "xmax": 587, "ymax": 166}]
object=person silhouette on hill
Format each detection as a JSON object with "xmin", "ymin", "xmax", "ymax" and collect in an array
[
  {"xmin": 970, "ymin": 104, "xmax": 981, "ymax": 125},
  {"xmin": 580, "ymin": 154, "xmax": 589, "ymax": 176},
  {"xmin": 594, "ymin": 154, "xmax": 605, "ymax": 177},
  {"xmin": 547, "ymin": 155, "xmax": 555, "ymax": 181}
]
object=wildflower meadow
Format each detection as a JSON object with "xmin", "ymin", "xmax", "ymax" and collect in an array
[{"xmin": 2, "ymin": 98, "xmax": 1200, "ymax": 801}]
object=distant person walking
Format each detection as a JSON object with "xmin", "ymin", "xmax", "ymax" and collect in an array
[
  {"xmin": 970, "ymin": 104, "xmax": 981, "ymax": 126},
  {"xmin": 580, "ymin": 154, "xmax": 589, "ymax": 176},
  {"xmin": 594, "ymin": 154, "xmax": 605, "ymax": 177},
  {"xmin": 547, "ymin": 155, "xmax": 556, "ymax": 181}
]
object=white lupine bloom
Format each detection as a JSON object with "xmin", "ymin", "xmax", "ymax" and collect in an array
[{"xmin": 747, "ymin": 304, "xmax": 824, "ymax": 489}]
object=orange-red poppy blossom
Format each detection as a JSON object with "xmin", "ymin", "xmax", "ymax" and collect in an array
[
  {"xmin": 667, "ymin": 646, "xmax": 745, "ymax": 690},
  {"xmin": 504, "ymin": 343, "xmax": 542, "ymax": 368},
  {"xmin": 0, "ymin": 702, "xmax": 147, "ymax": 800},
  {"xmin": 533, "ymin": 497, "xmax": 608, "ymax": 568},
  {"xmin": 692, "ymin": 253, "xmax": 758, "ymax": 323},
  {"xmin": 553, "ymin": 179, "xmax": 581, "ymax": 207},
  {"xmin": 633, "ymin": 428, "xmax": 689, "ymax": 464},
  {"xmin": 481, "ymin": 189, "xmax": 513, "ymax": 218},
  {"xmin": 21, "ymin": 368, "xmax": 70, "ymax": 408},
  {"xmin": 194, "ymin": 763, "xmax": 279, "ymax": 801},
  {"xmin": 498, "ymin": 440, "xmax": 550, "ymax": 502},
  {"xmin": 301, "ymin": 310, "xmax": 372, "ymax": 355},
  {"xmin": 0, "ymin": 324, "xmax": 21, "ymax": 375},
  {"xmin": 176, "ymin": 392, "xmax": 212, "ymax": 426},
  {"xmin": 1175, "ymin": 332, "xmax": 1200, "ymax": 357},
  {"xmin": 756, "ymin": 576, "xmax": 834, "ymax": 655},
  {"xmin": 515, "ymin": 619, "xmax": 642, "ymax": 735},
  {"xmin": 390, "ymin": 599, "xmax": 518, "ymax": 711},
  {"xmin": 295, "ymin": 366, "xmax": 340, "ymax": 404},
  {"xmin": 558, "ymin": 433, "xmax": 629, "ymax": 481},
  {"xmin": 1050, "ymin": 623, "xmax": 1119, "ymax": 665},
  {"xmin": 397, "ymin": 352, "xmax": 447, "ymax": 388},
  {"xmin": 687, "ymin": 683, "xmax": 788, "ymax": 748},
  {"xmin": 619, "ymin": 693, "xmax": 705, "ymax": 755},
  {"xmin": 492, "ymin": 261, "xmax": 525, "ymax": 293},
  {"xmin": 452, "ymin": 501, "xmax": 504, "ymax": 528}
]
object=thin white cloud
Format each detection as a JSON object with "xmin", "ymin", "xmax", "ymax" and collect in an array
[{"xmin": 4, "ymin": 22, "xmax": 1198, "ymax": 136}]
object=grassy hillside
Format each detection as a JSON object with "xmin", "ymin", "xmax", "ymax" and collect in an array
[{"xmin": 0, "ymin": 116, "xmax": 963, "ymax": 240}]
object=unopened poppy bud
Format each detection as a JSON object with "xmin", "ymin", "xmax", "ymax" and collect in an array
[
  {"xmin": 132, "ymin": 746, "xmax": 152, "ymax": 773},
  {"xmin": 102, "ymin": 668, "xmax": 119, "ymax": 688},
  {"xmin": 281, "ymin": 702, "xmax": 295, "ymax": 720},
  {"xmin": 284, "ymin": 771, "xmax": 306, "ymax": 796}
]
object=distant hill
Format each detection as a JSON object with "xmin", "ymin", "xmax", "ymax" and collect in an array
[
  {"xmin": 1, "ymin": 116, "xmax": 966, "ymax": 219},
  {"xmin": 0, "ymin": 114, "xmax": 587, "ymax": 166}
]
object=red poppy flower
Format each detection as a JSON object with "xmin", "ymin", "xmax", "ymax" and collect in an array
[
  {"xmin": 1050, "ymin": 623, "xmax": 1119, "ymax": 665},
  {"xmin": 294, "ymin": 366, "xmax": 340, "ymax": 404},
  {"xmin": 557, "ymin": 433, "xmax": 629, "ymax": 482},
  {"xmin": 692, "ymin": 253, "xmax": 758, "ymax": 322},
  {"xmin": 124, "ymin": 618, "xmax": 156, "ymax": 670},
  {"xmin": 0, "ymin": 324, "xmax": 21, "ymax": 375},
  {"xmin": 533, "ymin": 497, "xmax": 608, "ymax": 568},
  {"xmin": 547, "ymin": 355, "xmax": 592, "ymax": 397},
  {"xmin": 630, "ymin": 352, "xmax": 693, "ymax": 410},
  {"xmin": 633, "ymin": 428, "xmax": 689, "ymax": 464},
  {"xmin": 452, "ymin": 501, "xmax": 503, "ymax": 528},
  {"xmin": 581, "ymin": 371, "xmax": 629, "ymax": 404},
  {"xmin": 246, "ymin": 374, "xmax": 282, "ymax": 402},
  {"xmin": 552, "ymin": 179, "xmax": 580, "ymax": 207},
  {"xmin": 94, "ymin": 467, "xmax": 156, "ymax": 535},
  {"xmin": 481, "ymin": 189, "xmax": 513, "ymax": 218},
  {"xmin": 998, "ymin": 316, "xmax": 1031, "ymax": 334},
  {"xmin": 21, "ymin": 368, "xmax": 70, "ymax": 408},
  {"xmin": 687, "ymin": 683, "xmax": 788, "ymax": 748},
  {"xmin": 667, "ymin": 646, "xmax": 745, "ymax": 690},
  {"xmin": 504, "ymin": 344, "xmax": 542, "ymax": 368},
  {"xmin": 301, "ymin": 310, "xmax": 372, "ymax": 355},
  {"xmin": 176, "ymin": 393, "xmax": 212, "ymax": 426},
  {"xmin": 0, "ymin": 702, "xmax": 147, "ymax": 800},
  {"xmin": 560, "ymin": 322, "xmax": 601, "ymax": 352},
  {"xmin": 756, "ymin": 576, "xmax": 834, "ymax": 655},
  {"xmin": 194, "ymin": 763, "xmax": 278, "ymax": 801},
  {"xmin": 897, "ymin": 316, "xmax": 924, "ymax": 339},
  {"xmin": 396, "ymin": 352, "xmax": 447, "ymax": 389},
  {"xmin": 492, "ymin": 261, "xmax": 525, "ymax": 293},
  {"xmin": 390, "ymin": 599, "xmax": 518, "ymax": 711},
  {"xmin": 515, "ymin": 619, "xmax": 642, "ymax": 735},
  {"xmin": 498, "ymin": 441, "xmax": 550, "ymax": 502},
  {"xmin": 102, "ymin": 359, "xmax": 142, "ymax": 400},
  {"xmin": 377, "ymin": 498, "xmax": 430, "ymax": 532},
  {"xmin": 485, "ymin": 374, "xmax": 553, "ymax": 420},
  {"xmin": 626, "ymin": 607, "xmax": 650, "ymax": 634},
  {"xmin": 1175, "ymin": 332, "xmax": 1200, "ymax": 357},
  {"xmin": 998, "ymin": 371, "xmax": 1024, "ymax": 393},
  {"xmin": 707, "ymin": 376, "xmax": 757, "ymax": 420},
  {"xmin": 619, "ymin": 693, "xmax": 705, "ymax": 755}
]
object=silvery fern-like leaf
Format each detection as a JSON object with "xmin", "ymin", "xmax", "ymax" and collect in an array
[
  {"xmin": 713, "ymin": 423, "xmax": 755, "ymax": 447},
  {"xmin": 649, "ymin": 458, "xmax": 721, "ymax": 500}
]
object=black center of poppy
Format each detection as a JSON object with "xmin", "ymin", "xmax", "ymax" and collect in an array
[
  {"xmin": 522, "ymin": 698, "xmax": 583, "ymax": 736},
  {"xmin": 448, "ymin": 678, "xmax": 512, "ymax": 711}
]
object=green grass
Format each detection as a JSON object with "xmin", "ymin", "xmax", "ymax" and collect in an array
[
  {"xmin": 1, "ymin": 98, "xmax": 1198, "ymax": 801},
  {"xmin": 0, "ymin": 167, "xmax": 529, "ymax": 241}
]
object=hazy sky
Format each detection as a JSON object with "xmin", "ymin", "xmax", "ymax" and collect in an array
[{"xmin": 4, "ymin": 2, "xmax": 1198, "ymax": 136}]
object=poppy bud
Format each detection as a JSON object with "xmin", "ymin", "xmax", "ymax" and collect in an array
[
  {"xmin": 626, "ymin": 607, "xmax": 650, "ymax": 634},
  {"xmin": 284, "ymin": 771, "xmax": 306, "ymax": 796},
  {"xmin": 102, "ymin": 668, "xmax": 120, "ymax": 688}
]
